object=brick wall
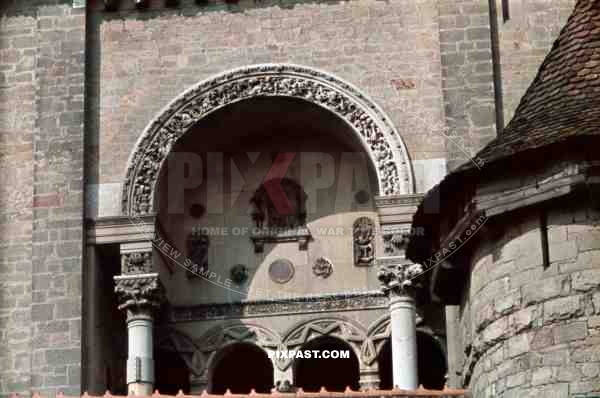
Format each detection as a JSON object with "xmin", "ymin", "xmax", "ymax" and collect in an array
[
  {"xmin": 0, "ymin": 7, "xmax": 37, "ymax": 396},
  {"xmin": 0, "ymin": 1, "xmax": 86, "ymax": 396},
  {"xmin": 460, "ymin": 203, "xmax": 600, "ymax": 397},
  {"xmin": 437, "ymin": 0, "xmax": 496, "ymax": 171}
]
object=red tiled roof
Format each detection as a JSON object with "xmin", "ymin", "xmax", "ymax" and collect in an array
[
  {"xmin": 407, "ymin": 0, "xmax": 600, "ymax": 263},
  {"xmin": 458, "ymin": 0, "xmax": 600, "ymax": 170}
]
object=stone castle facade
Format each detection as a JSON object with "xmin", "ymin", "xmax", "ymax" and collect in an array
[{"xmin": 0, "ymin": 0, "xmax": 592, "ymax": 397}]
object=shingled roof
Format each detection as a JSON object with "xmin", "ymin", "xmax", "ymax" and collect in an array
[
  {"xmin": 460, "ymin": 0, "xmax": 600, "ymax": 171},
  {"xmin": 407, "ymin": 0, "xmax": 600, "ymax": 263}
]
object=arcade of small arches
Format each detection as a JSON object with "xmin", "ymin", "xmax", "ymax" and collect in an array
[
  {"xmin": 154, "ymin": 317, "xmax": 448, "ymax": 394},
  {"xmin": 95, "ymin": 64, "xmax": 443, "ymax": 396}
]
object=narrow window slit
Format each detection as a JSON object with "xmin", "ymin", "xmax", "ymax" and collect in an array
[
  {"xmin": 540, "ymin": 209, "xmax": 550, "ymax": 269},
  {"xmin": 502, "ymin": 0, "xmax": 510, "ymax": 22}
]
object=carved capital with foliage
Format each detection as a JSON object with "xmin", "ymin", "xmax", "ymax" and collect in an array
[
  {"xmin": 114, "ymin": 273, "xmax": 165, "ymax": 319},
  {"xmin": 377, "ymin": 260, "xmax": 423, "ymax": 297}
]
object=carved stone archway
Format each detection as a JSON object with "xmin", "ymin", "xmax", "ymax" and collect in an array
[
  {"xmin": 156, "ymin": 324, "xmax": 282, "ymax": 393},
  {"xmin": 280, "ymin": 316, "xmax": 368, "ymax": 371},
  {"xmin": 122, "ymin": 64, "xmax": 415, "ymax": 215},
  {"xmin": 198, "ymin": 323, "xmax": 282, "ymax": 378}
]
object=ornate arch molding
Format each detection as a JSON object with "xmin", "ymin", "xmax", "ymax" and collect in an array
[
  {"xmin": 198, "ymin": 322, "xmax": 282, "ymax": 378},
  {"xmin": 362, "ymin": 314, "xmax": 445, "ymax": 366},
  {"xmin": 362, "ymin": 314, "xmax": 392, "ymax": 366},
  {"xmin": 157, "ymin": 323, "xmax": 281, "ymax": 378},
  {"xmin": 122, "ymin": 64, "xmax": 415, "ymax": 215},
  {"xmin": 279, "ymin": 316, "xmax": 368, "ymax": 371}
]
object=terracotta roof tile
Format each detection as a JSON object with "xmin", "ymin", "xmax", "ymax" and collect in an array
[
  {"xmin": 407, "ymin": 0, "xmax": 600, "ymax": 263},
  {"xmin": 457, "ymin": 0, "xmax": 600, "ymax": 171}
]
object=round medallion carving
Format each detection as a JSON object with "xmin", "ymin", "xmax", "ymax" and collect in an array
[
  {"xmin": 230, "ymin": 264, "xmax": 249, "ymax": 284},
  {"xmin": 313, "ymin": 257, "xmax": 333, "ymax": 278},
  {"xmin": 269, "ymin": 259, "xmax": 295, "ymax": 284}
]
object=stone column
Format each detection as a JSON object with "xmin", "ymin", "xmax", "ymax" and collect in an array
[
  {"xmin": 378, "ymin": 260, "xmax": 423, "ymax": 390},
  {"xmin": 359, "ymin": 367, "xmax": 380, "ymax": 390},
  {"xmin": 114, "ymin": 244, "xmax": 164, "ymax": 396},
  {"xmin": 273, "ymin": 366, "xmax": 294, "ymax": 392},
  {"xmin": 444, "ymin": 305, "xmax": 461, "ymax": 388},
  {"xmin": 190, "ymin": 374, "xmax": 209, "ymax": 394}
]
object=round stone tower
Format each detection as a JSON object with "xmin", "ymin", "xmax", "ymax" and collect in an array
[{"xmin": 408, "ymin": 0, "xmax": 600, "ymax": 396}]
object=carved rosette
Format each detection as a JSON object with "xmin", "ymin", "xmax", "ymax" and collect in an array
[
  {"xmin": 114, "ymin": 273, "xmax": 165, "ymax": 319},
  {"xmin": 377, "ymin": 261, "xmax": 424, "ymax": 297},
  {"xmin": 121, "ymin": 251, "xmax": 153, "ymax": 274},
  {"xmin": 312, "ymin": 257, "xmax": 333, "ymax": 278},
  {"xmin": 123, "ymin": 64, "xmax": 414, "ymax": 216}
]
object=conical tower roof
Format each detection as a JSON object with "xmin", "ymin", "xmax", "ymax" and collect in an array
[
  {"xmin": 461, "ymin": 0, "xmax": 600, "ymax": 170},
  {"xmin": 407, "ymin": 0, "xmax": 600, "ymax": 263}
]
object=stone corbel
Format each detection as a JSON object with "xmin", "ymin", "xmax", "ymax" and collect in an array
[{"xmin": 250, "ymin": 226, "xmax": 312, "ymax": 253}]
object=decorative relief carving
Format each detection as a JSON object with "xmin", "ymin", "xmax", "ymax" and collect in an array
[
  {"xmin": 114, "ymin": 273, "xmax": 165, "ymax": 317},
  {"xmin": 374, "ymin": 194, "xmax": 423, "ymax": 208},
  {"xmin": 353, "ymin": 217, "xmax": 375, "ymax": 266},
  {"xmin": 377, "ymin": 261, "xmax": 424, "ymax": 296},
  {"xmin": 121, "ymin": 251, "xmax": 152, "ymax": 274},
  {"xmin": 158, "ymin": 324, "xmax": 282, "ymax": 379},
  {"xmin": 279, "ymin": 317, "xmax": 367, "ymax": 370},
  {"xmin": 187, "ymin": 228, "xmax": 209, "ymax": 277},
  {"xmin": 362, "ymin": 315, "xmax": 392, "ymax": 366},
  {"xmin": 312, "ymin": 257, "xmax": 333, "ymax": 278},
  {"xmin": 123, "ymin": 64, "xmax": 414, "ymax": 216},
  {"xmin": 230, "ymin": 264, "xmax": 249, "ymax": 284},
  {"xmin": 198, "ymin": 323, "xmax": 282, "ymax": 376},
  {"xmin": 382, "ymin": 231, "xmax": 410, "ymax": 256},
  {"xmin": 170, "ymin": 291, "xmax": 388, "ymax": 322},
  {"xmin": 249, "ymin": 179, "xmax": 311, "ymax": 252},
  {"xmin": 251, "ymin": 178, "xmax": 307, "ymax": 229}
]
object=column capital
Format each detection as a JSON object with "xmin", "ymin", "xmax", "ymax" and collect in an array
[
  {"xmin": 114, "ymin": 273, "xmax": 165, "ymax": 319},
  {"xmin": 377, "ymin": 258, "xmax": 423, "ymax": 297}
]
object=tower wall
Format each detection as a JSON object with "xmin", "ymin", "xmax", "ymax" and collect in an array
[
  {"xmin": 0, "ymin": 1, "xmax": 86, "ymax": 396},
  {"xmin": 461, "ymin": 202, "xmax": 600, "ymax": 397}
]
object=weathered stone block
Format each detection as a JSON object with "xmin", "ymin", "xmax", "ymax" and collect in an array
[
  {"xmin": 549, "ymin": 241, "xmax": 578, "ymax": 262},
  {"xmin": 531, "ymin": 367, "xmax": 554, "ymax": 386},
  {"xmin": 31, "ymin": 304, "xmax": 53, "ymax": 322},
  {"xmin": 572, "ymin": 270, "xmax": 600, "ymax": 292},
  {"xmin": 45, "ymin": 348, "xmax": 80, "ymax": 366},
  {"xmin": 553, "ymin": 321, "xmax": 588, "ymax": 343},
  {"xmin": 522, "ymin": 275, "xmax": 569, "ymax": 305},
  {"xmin": 507, "ymin": 333, "xmax": 530, "ymax": 358},
  {"xmin": 543, "ymin": 295, "xmax": 584, "ymax": 323}
]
